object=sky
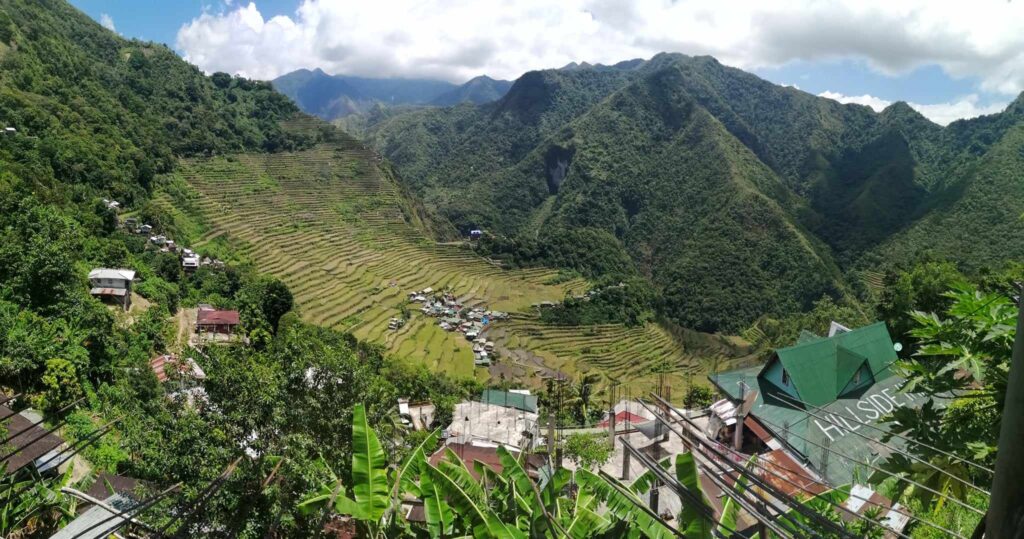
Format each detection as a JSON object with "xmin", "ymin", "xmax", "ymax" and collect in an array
[{"xmin": 69, "ymin": 0, "xmax": 1024, "ymax": 126}]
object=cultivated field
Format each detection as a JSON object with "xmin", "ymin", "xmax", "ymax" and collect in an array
[
  {"xmin": 489, "ymin": 316, "xmax": 757, "ymax": 394},
  {"xmin": 168, "ymin": 126, "xmax": 749, "ymax": 388}
]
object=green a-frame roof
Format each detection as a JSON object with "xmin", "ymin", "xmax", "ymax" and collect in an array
[{"xmin": 759, "ymin": 322, "xmax": 898, "ymax": 407}]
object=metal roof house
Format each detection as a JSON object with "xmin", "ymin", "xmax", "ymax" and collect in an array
[
  {"xmin": 196, "ymin": 307, "xmax": 240, "ymax": 335},
  {"xmin": 709, "ymin": 322, "xmax": 926, "ymax": 486},
  {"xmin": 480, "ymin": 389, "xmax": 539, "ymax": 414},
  {"xmin": 88, "ymin": 268, "xmax": 136, "ymax": 310}
]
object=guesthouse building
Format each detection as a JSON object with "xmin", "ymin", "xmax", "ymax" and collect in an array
[
  {"xmin": 708, "ymin": 322, "xmax": 925, "ymax": 486},
  {"xmin": 88, "ymin": 268, "xmax": 136, "ymax": 310}
]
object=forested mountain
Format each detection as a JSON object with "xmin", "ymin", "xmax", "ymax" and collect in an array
[
  {"xmin": 271, "ymin": 68, "xmax": 511, "ymax": 119},
  {"xmin": 0, "ymin": 0, "xmax": 318, "ymax": 313},
  {"xmin": 355, "ymin": 52, "xmax": 1024, "ymax": 332},
  {"xmin": 0, "ymin": 1, "xmax": 490, "ymax": 535},
  {"xmin": 430, "ymin": 75, "xmax": 513, "ymax": 106}
]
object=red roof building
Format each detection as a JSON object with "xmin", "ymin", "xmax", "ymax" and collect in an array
[
  {"xmin": 597, "ymin": 410, "xmax": 652, "ymax": 428},
  {"xmin": 150, "ymin": 355, "xmax": 206, "ymax": 383},
  {"xmin": 196, "ymin": 308, "xmax": 240, "ymax": 334},
  {"xmin": 428, "ymin": 443, "xmax": 544, "ymax": 481}
]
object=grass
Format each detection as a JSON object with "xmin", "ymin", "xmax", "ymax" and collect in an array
[{"xmin": 172, "ymin": 126, "xmax": 753, "ymax": 393}]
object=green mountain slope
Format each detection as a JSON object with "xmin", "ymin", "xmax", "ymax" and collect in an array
[
  {"xmin": 0, "ymin": 0, "xmax": 318, "ymax": 313},
  {"xmin": 356, "ymin": 53, "xmax": 1024, "ymax": 332}
]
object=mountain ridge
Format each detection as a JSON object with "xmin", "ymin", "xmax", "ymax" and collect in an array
[
  {"xmin": 353, "ymin": 52, "xmax": 1024, "ymax": 332},
  {"xmin": 271, "ymin": 68, "xmax": 513, "ymax": 119}
]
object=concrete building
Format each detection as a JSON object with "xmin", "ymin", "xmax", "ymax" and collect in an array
[
  {"xmin": 444, "ymin": 400, "xmax": 539, "ymax": 450},
  {"xmin": 88, "ymin": 268, "xmax": 136, "ymax": 310}
]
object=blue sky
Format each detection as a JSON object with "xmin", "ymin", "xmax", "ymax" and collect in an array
[{"xmin": 69, "ymin": 0, "xmax": 1023, "ymax": 125}]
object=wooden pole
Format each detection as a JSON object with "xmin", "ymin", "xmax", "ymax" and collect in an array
[{"xmin": 986, "ymin": 284, "xmax": 1024, "ymax": 537}]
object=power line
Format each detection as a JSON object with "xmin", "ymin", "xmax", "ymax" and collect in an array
[
  {"xmin": 75, "ymin": 482, "xmax": 182, "ymax": 539},
  {"xmin": 597, "ymin": 469, "xmax": 686, "ymax": 538},
  {"xmin": 773, "ymin": 392, "xmax": 991, "ymax": 497},
  {"xmin": 775, "ymin": 385, "xmax": 994, "ymax": 477},
  {"xmin": 0, "ymin": 396, "xmax": 85, "ymax": 452},
  {"xmin": 618, "ymin": 438, "xmax": 735, "ymax": 538},
  {"xmin": 733, "ymin": 434, "xmax": 967, "ymax": 539},
  {"xmin": 639, "ymin": 397, "xmax": 853, "ymax": 538},
  {"xmin": 756, "ymin": 416, "xmax": 986, "ymax": 518},
  {"xmin": 164, "ymin": 456, "xmax": 244, "ymax": 537}
]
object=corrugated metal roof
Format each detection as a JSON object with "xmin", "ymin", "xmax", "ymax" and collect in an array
[
  {"xmin": 88, "ymin": 268, "xmax": 136, "ymax": 281},
  {"xmin": 90, "ymin": 287, "xmax": 127, "ymax": 297},
  {"xmin": 49, "ymin": 493, "xmax": 137, "ymax": 539},
  {"xmin": 196, "ymin": 309, "xmax": 240, "ymax": 325},
  {"xmin": 0, "ymin": 404, "xmax": 65, "ymax": 473},
  {"xmin": 763, "ymin": 322, "xmax": 898, "ymax": 406},
  {"xmin": 709, "ymin": 366, "xmax": 925, "ymax": 487},
  {"xmin": 480, "ymin": 389, "xmax": 538, "ymax": 413}
]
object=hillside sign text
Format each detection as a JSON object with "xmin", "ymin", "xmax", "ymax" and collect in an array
[{"xmin": 812, "ymin": 387, "xmax": 926, "ymax": 442}]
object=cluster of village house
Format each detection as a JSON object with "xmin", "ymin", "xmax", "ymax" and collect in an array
[
  {"xmin": 116, "ymin": 211, "xmax": 224, "ymax": 272},
  {"xmin": 407, "ymin": 287, "xmax": 509, "ymax": 366},
  {"xmin": 389, "ymin": 320, "xmax": 914, "ymax": 534}
]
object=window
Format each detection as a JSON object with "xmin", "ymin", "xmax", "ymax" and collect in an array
[
  {"xmin": 853, "ymin": 369, "xmax": 861, "ymax": 384},
  {"xmin": 781, "ymin": 368, "xmax": 789, "ymax": 386}
]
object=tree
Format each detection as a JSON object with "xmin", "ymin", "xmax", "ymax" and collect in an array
[
  {"xmin": 875, "ymin": 284, "xmax": 1009, "ymax": 515},
  {"xmin": 876, "ymin": 261, "xmax": 965, "ymax": 355},
  {"xmin": 563, "ymin": 433, "xmax": 612, "ymax": 470},
  {"xmin": 36, "ymin": 358, "xmax": 83, "ymax": 413},
  {"xmin": 682, "ymin": 385, "xmax": 715, "ymax": 410},
  {"xmin": 237, "ymin": 276, "xmax": 294, "ymax": 333}
]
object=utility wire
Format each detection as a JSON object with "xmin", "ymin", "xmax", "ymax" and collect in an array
[
  {"xmin": 756, "ymin": 416, "xmax": 986, "ymax": 517},
  {"xmin": 75, "ymin": 482, "xmax": 182, "ymax": 539},
  {"xmin": 747, "ymin": 447, "xmax": 968, "ymax": 539},
  {"xmin": 639, "ymin": 399, "xmax": 852, "ymax": 538},
  {"xmin": 0, "ymin": 396, "xmax": 85, "ymax": 452},
  {"xmin": 597, "ymin": 469, "xmax": 686, "ymax": 538},
  {"xmin": 3, "ymin": 418, "xmax": 122, "ymax": 505},
  {"xmin": 164, "ymin": 455, "xmax": 244, "ymax": 538},
  {"xmin": 618, "ymin": 439, "xmax": 734, "ymax": 539},
  {"xmin": 626, "ymin": 435, "xmax": 799, "ymax": 539},
  {"xmin": 773, "ymin": 392, "xmax": 991, "ymax": 496},
  {"xmin": 774, "ymin": 372, "xmax": 993, "ymax": 475}
]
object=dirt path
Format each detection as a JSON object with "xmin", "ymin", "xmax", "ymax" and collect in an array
[{"xmin": 172, "ymin": 308, "xmax": 197, "ymax": 353}]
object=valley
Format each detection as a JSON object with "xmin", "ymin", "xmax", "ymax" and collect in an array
[{"xmin": 160, "ymin": 117, "xmax": 750, "ymax": 387}]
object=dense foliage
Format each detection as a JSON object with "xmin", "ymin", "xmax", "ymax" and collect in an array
[
  {"xmin": 0, "ymin": 2, "xmax": 482, "ymax": 537},
  {"xmin": 540, "ymin": 277, "xmax": 655, "ymax": 327}
]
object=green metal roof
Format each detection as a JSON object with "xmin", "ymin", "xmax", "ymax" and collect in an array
[
  {"xmin": 761, "ymin": 322, "xmax": 898, "ymax": 407},
  {"xmin": 480, "ymin": 390, "xmax": 539, "ymax": 414},
  {"xmin": 709, "ymin": 367, "xmax": 922, "ymax": 487}
]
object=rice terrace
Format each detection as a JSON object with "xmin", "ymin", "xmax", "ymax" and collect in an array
[{"xmin": 157, "ymin": 119, "xmax": 750, "ymax": 390}]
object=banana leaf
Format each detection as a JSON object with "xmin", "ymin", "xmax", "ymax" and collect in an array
[
  {"xmin": 576, "ymin": 469, "xmax": 676, "ymax": 539},
  {"xmin": 674, "ymin": 452, "xmax": 714, "ymax": 539},
  {"xmin": 426, "ymin": 463, "xmax": 525, "ymax": 539},
  {"xmin": 419, "ymin": 461, "xmax": 455, "ymax": 538},
  {"xmin": 351, "ymin": 404, "xmax": 389, "ymax": 522}
]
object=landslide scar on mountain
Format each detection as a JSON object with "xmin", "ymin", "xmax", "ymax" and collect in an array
[{"xmin": 544, "ymin": 145, "xmax": 574, "ymax": 195}]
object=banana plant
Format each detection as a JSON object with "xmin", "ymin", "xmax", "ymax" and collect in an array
[
  {"xmin": 298, "ymin": 404, "xmax": 411, "ymax": 537},
  {"xmin": 300, "ymin": 403, "xmax": 730, "ymax": 538},
  {"xmin": 0, "ymin": 460, "xmax": 79, "ymax": 536}
]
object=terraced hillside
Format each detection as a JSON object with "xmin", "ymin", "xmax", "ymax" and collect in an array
[
  {"xmin": 167, "ymin": 127, "xmax": 749, "ymax": 387},
  {"xmin": 489, "ymin": 316, "xmax": 757, "ymax": 394}
]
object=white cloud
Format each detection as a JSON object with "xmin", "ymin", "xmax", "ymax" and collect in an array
[
  {"xmin": 99, "ymin": 13, "xmax": 116, "ymax": 32},
  {"xmin": 176, "ymin": 0, "xmax": 1024, "ymax": 97},
  {"xmin": 817, "ymin": 91, "xmax": 1008, "ymax": 126},
  {"xmin": 817, "ymin": 91, "xmax": 893, "ymax": 113}
]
